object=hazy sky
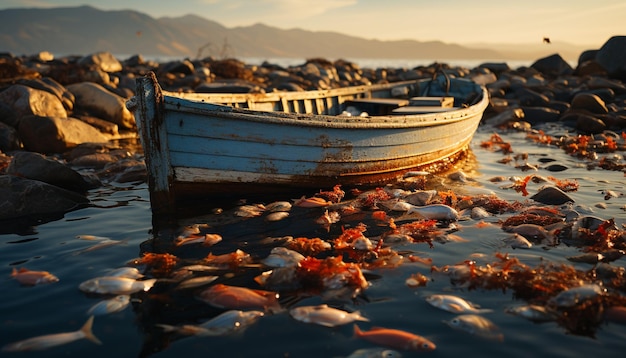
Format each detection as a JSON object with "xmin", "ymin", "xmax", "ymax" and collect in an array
[{"xmin": 2, "ymin": 0, "xmax": 623, "ymax": 47}]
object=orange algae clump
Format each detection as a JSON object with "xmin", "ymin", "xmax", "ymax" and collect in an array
[
  {"xmin": 297, "ymin": 256, "xmax": 369, "ymax": 291},
  {"xmin": 285, "ymin": 237, "xmax": 331, "ymax": 256},
  {"xmin": 135, "ymin": 252, "xmax": 179, "ymax": 277},
  {"xmin": 315, "ymin": 184, "xmax": 346, "ymax": 203}
]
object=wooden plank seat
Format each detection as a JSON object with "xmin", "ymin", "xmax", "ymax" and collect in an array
[
  {"xmin": 344, "ymin": 98, "xmax": 409, "ymax": 115},
  {"xmin": 408, "ymin": 96, "xmax": 455, "ymax": 107},
  {"xmin": 391, "ymin": 106, "xmax": 459, "ymax": 115}
]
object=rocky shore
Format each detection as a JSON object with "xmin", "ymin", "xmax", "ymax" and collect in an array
[{"xmin": 1, "ymin": 36, "xmax": 625, "ymax": 223}]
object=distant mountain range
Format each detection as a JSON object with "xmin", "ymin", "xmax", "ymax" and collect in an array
[{"xmin": 0, "ymin": 5, "xmax": 595, "ymax": 63}]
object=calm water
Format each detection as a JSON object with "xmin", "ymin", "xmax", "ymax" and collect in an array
[{"xmin": 1, "ymin": 123, "xmax": 626, "ymax": 358}]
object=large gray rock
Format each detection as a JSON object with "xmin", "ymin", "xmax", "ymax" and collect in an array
[
  {"xmin": 0, "ymin": 84, "xmax": 67, "ymax": 119},
  {"xmin": 18, "ymin": 115, "xmax": 108, "ymax": 154},
  {"xmin": 596, "ymin": 36, "xmax": 626, "ymax": 81},
  {"xmin": 78, "ymin": 51, "xmax": 123, "ymax": 73},
  {"xmin": 0, "ymin": 121, "xmax": 20, "ymax": 152},
  {"xmin": 17, "ymin": 77, "xmax": 74, "ymax": 111},
  {"xmin": 0, "ymin": 175, "xmax": 89, "ymax": 220},
  {"xmin": 530, "ymin": 54, "xmax": 573, "ymax": 78},
  {"xmin": 6, "ymin": 151, "xmax": 93, "ymax": 192},
  {"xmin": 66, "ymin": 82, "xmax": 135, "ymax": 129}
]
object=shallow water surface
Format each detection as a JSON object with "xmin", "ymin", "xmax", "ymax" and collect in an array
[{"xmin": 1, "ymin": 126, "xmax": 626, "ymax": 358}]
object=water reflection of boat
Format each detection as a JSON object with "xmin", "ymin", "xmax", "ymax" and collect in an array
[{"xmin": 130, "ymin": 72, "xmax": 489, "ymax": 215}]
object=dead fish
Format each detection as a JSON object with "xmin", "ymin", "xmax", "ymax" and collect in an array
[
  {"xmin": 176, "ymin": 275, "xmax": 219, "ymax": 290},
  {"xmin": 106, "ymin": 267, "xmax": 144, "ymax": 279},
  {"xmin": 353, "ymin": 324, "xmax": 436, "ymax": 352},
  {"xmin": 425, "ymin": 294, "xmax": 493, "ymax": 314},
  {"xmin": 2, "ymin": 316, "xmax": 101, "ymax": 352},
  {"xmin": 75, "ymin": 234, "xmax": 112, "ymax": 241},
  {"xmin": 290, "ymin": 304, "xmax": 369, "ymax": 327},
  {"xmin": 79, "ymin": 276, "xmax": 157, "ymax": 295},
  {"xmin": 174, "ymin": 233, "xmax": 223, "ymax": 247},
  {"xmin": 87, "ymin": 295, "xmax": 131, "ymax": 316},
  {"xmin": 443, "ymin": 314, "xmax": 503, "ymax": 341},
  {"xmin": 548, "ymin": 284, "xmax": 606, "ymax": 308},
  {"xmin": 344, "ymin": 347, "xmax": 403, "ymax": 358},
  {"xmin": 380, "ymin": 199, "xmax": 413, "ymax": 212},
  {"xmin": 157, "ymin": 309, "xmax": 264, "ymax": 336},
  {"xmin": 293, "ymin": 196, "xmax": 331, "ymax": 207},
  {"xmin": 405, "ymin": 204, "xmax": 459, "ymax": 221},
  {"xmin": 11, "ymin": 267, "xmax": 59, "ymax": 286},
  {"xmin": 404, "ymin": 190, "xmax": 437, "ymax": 206},
  {"xmin": 503, "ymin": 233, "xmax": 533, "ymax": 249},
  {"xmin": 73, "ymin": 237, "xmax": 127, "ymax": 254},
  {"xmin": 505, "ymin": 304, "xmax": 556, "ymax": 322},
  {"xmin": 197, "ymin": 283, "xmax": 281, "ymax": 312}
]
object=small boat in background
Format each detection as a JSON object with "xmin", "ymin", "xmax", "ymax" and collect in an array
[{"xmin": 129, "ymin": 71, "xmax": 489, "ymax": 215}]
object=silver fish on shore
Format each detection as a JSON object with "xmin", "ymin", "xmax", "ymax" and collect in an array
[
  {"xmin": 2, "ymin": 316, "xmax": 101, "ymax": 352},
  {"xmin": 289, "ymin": 304, "xmax": 369, "ymax": 327},
  {"xmin": 87, "ymin": 295, "xmax": 131, "ymax": 316},
  {"xmin": 407, "ymin": 204, "xmax": 460, "ymax": 221},
  {"xmin": 79, "ymin": 276, "xmax": 157, "ymax": 295},
  {"xmin": 425, "ymin": 294, "xmax": 493, "ymax": 314}
]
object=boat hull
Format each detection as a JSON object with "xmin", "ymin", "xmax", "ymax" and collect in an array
[{"xmin": 131, "ymin": 72, "xmax": 489, "ymax": 214}]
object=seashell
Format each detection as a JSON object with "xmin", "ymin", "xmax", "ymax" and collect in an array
[{"xmin": 530, "ymin": 186, "xmax": 574, "ymax": 205}]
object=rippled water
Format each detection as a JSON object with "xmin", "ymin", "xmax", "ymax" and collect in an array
[{"xmin": 1, "ymin": 124, "xmax": 625, "ymax": 358}]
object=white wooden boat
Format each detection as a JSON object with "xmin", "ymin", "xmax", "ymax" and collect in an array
[{"xmin": 130, "ymin": 71, "xmax": 489, "ymax": 214}]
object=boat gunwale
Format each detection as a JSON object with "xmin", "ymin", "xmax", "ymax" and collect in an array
[{"xmin": 160, "ymin": 87, "xmax": 489, "ymax": 130}]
